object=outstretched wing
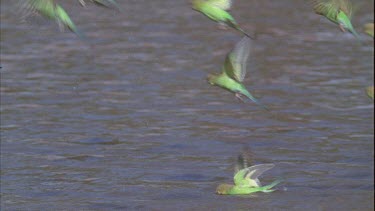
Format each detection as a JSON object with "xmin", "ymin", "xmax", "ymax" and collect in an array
[
  {"xmin": 206, "ymin": 0, "xmax": 232, "ymax": 10},
  {"xmin": 223, "ymin": 36, "xmax": 251, "ymax": 83},
  {"xmin": 233, "ymin": 164, "xmax": 275, "ymax": 187}
]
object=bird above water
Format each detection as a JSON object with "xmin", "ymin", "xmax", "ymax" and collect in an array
[
  {"xmin": 192, "ymin": 0, "xmax": 255, "ymax": 39},
  {"xmin": 207, "ymin": 36, "xmax": 267, "ymax": 110},
  {"xmin": 21, "ymin": 0, "xmax": 82, "ymax": 37},
  {"xmin": 313, "ymin": 0, "xmax": 360, "ymax": 39}
]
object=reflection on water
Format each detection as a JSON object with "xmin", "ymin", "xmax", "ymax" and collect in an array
[{"xmin": 1, "ymin": 0, "xmax": 374, "ymax": 210}]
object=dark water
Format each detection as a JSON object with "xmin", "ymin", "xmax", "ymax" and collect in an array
[{"xmin": 1, "ymin": 0, "xmax": 374, "ymax": 210}]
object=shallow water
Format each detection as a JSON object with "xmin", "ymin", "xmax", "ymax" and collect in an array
[{"xmin": 1, "ymin": 0, "xmax": 374, "ymax": 210}]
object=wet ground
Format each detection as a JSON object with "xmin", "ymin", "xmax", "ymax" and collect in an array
[{"xmin": 1, "ymin": 0, "xmax": 374, "ymax": 210}]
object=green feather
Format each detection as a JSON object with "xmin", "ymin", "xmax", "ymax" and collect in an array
[
  {"xmin": 55, "ymin": 5, "xmax": 79, "ymax": 35},
  {"xmin": 206, "ymin": 0, "xmax": 232, "ymax": 10}
]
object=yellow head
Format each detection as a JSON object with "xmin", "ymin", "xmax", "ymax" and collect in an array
[
  {"xmin": 207, "ymin": 74, "xmax": 217, "ymax": 85},
  {"xmin": 366, "ymin": 86, "xmax": 374, "ymax": 99},
  {"xmin": 216, "ymin": 184, "xmax": 233, "ymax": 195},
  {"xmin": 364, "ymin": 23, "xmax": 374, "ymax": 38},
  {"xmin": 192, "ymin": 0, "xmax": 204, "ymax": 10}
]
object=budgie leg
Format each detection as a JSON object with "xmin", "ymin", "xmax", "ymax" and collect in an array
[
  {"xmin": 235, "ymin": 93, "xmax": 245, "ymax": 103},
  {"xmin": 339, "ymin": 24, "xmax": 346, "ymax": 32},
  {"xmin": 218, "ymin": 22, "xmax": 229, "ymax": 30},
  {"xmin": 57, "ymin": 20, "xmax": 66, "ymax": 32}
]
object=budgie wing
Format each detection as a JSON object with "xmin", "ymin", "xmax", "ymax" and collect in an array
[
  {"xmin": 234, "ymin": 147, "xmax": 254, "ymax": 174},
  {"xmin": 20, "ymin": 0, "xmax": 56, "ymax": 19},
  {"xmin": 337, "ymin": 0, "xmax": 353, "ymax": 18},
  {"xmin": 93, "ymin": 0, "xmax": 121, "ymax": 9},
  {"xmin": 313, "ymin": 0, "xmax": 340, "ymax": 19},
  {"xmin": 233, "ymin": 164, "xmax": 275, "ymax": 187},
  {"xmin": 55, "ymin": 5, "xmax": 76, "ymax": 30},
  {"xmin": 223, "ymin": 36, "xmax": 251, "ymax": 83},
  {"xmin": 206, "ymin": 0, "xmax": 232, "ymax": 10}
]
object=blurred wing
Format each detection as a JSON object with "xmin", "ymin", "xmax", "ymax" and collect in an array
[
  {"xmin": 20, "ymin": 0, "xmax": 56, "ymax": 19},
  {"xmin": 92, "ymin": 0, "xmax": 121, "ymax": 10},
  {"xmin": 234, "ymin": 147, "xmax": 254, "ymax": 174},
  {"xmin": 244, "ymin": 164, "xmax": 275, "ymax": 181},
  {"xmin": 338, "ymin": 0, "xmax": 352, "ymax": 18},
  {"xmin": 313, "ymin": 0, "xmax": 340, "ymax": 19},
  {"xmin": 223, "ymin": 36, "xmax": 251, "ymax": 82},
  {"xmin": 206, "ymin": 0, "xmax": 232, "ymax": 10},
  {"xmin": 234, "ymin": 164, "xmax": 275, "ymax": 187}
]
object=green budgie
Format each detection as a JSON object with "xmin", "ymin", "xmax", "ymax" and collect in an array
[
  {"xmin": 192, "ymin": 0, "xmax": 254, "ymax": 39},
  {"xmin": 208, "ymin": 36, "xmax": 267, "ymax": 110},
  {"xmin": 216, "ymin": 163, "xmax": 281, "ymax": 195},
  {"xmin": 367, "ymin": 86, "xmax": 374, "ymax": 100},
  {"xmin": 313, "ymin": 0, "xmax": 359, "ymax": 39},
  {"xmin": 78, "ymin": 0, "xmax": 121, "ymax": 11},
  {"xmin": 364, "ymin": 23, "xmax": 374, "ymax": 38},
  {"xmin": 21, "ymin": 0, "xmax": 82, "ymax": 36}
]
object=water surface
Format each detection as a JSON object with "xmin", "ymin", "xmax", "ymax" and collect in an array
[{"xmin": 1, "ymin": 0, "xmax": 374, "ymax": 210}]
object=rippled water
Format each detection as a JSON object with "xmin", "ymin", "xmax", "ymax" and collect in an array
[{"xmin": 1, "ymin": 0, "xmax": 374, "ymax": 210}]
